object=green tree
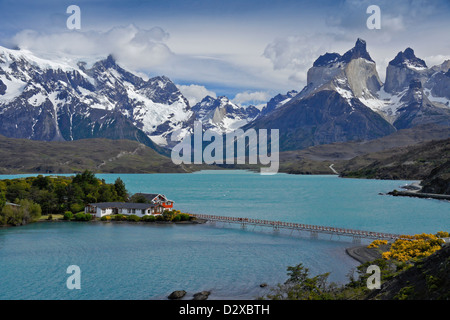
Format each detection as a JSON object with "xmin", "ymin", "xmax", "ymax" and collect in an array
[
  {"xmin": 129, "ymin": 194, "xmax": 148, "ymax": 203},
  {"xmin": 265, "ymin": 263, "xmax": 336, "ymax": 300},
  {"xmin": 0, "ymin": 200, "xmax": 41, "ymax": 226},
  {"xmin": 114, "ymin": 178, "xmax": 128, "ymax": 201}
]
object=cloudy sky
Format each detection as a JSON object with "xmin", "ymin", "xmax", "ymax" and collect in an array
[{"xmin": 0, "ymin": 0, "xmax": 449, "ymax": 106}]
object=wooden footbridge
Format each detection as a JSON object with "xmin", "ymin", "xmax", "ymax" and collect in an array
[{"xmin": 190, "ymin": 214, "xmax": 408, "ymax": 242}]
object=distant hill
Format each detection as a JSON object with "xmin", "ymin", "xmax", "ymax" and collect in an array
[
  {"xmin": 339, "ymin": 138, "xmax": 450, "ymax": 180},
  {"xmin": 420, "ymin": 160, "xmax": 450, "ymax": 195},
  {"xmin": 276, "ymin": 124, "xmax": 450, "ymax": 175},
  {"xmin": 0, "ymin": 135, "xmax": 208, "ymax": 174}
]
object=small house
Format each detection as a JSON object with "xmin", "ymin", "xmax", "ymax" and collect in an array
[
  {"xmin": 132, "ymin": 193, "xmax": 174, "ymax": 210},
  {"xmin": 85, "ymin": 202, "xmax": 165, "ymax": 218}
]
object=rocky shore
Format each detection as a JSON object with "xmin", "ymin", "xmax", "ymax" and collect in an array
[{"xmin": 345, "ymin": 245, "xmax": 387, "ymax": 264}]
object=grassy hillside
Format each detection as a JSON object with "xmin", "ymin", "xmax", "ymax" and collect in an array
[
  {"xmin": 339, "ymin": 138, "xmax": 450, "ymax": 180},
  {"xmin": 0, "ymin": 135, "xmax": 210, "ymax": 174}
]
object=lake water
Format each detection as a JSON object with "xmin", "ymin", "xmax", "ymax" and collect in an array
[{"xmin": 0, "ymin": 170, "xmax": 448, "ymax": 300}]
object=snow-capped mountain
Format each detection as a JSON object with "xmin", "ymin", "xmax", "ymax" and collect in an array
[
  {"xmin": 362, "ymin": 48, "xmax": 450, "ymax": 125},
  {"xmin": 259, "ymin": 90, "xmax": 298, "ymax": 117},
  {"xmin": 0, "ymin": 46, "xmax": 192, "ymax": 150},
  {"xmin": 191, "ymin": 96, "xmax": 260, "ymax": 133},
  {"xmin": 0, "ymin": 39, "xmax": 448, "ymax": 155},
  {"xmin": 244, "ymin": 38, "xmax": 450, "ymax": 151}
]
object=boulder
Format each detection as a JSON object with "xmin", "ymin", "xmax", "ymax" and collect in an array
[
  {"xmin": 168, "ymin": 290, "xmax": 186, "ymax": 300},
  {"xmin": 192, "ymin": 291, "xmax": 211, "ymax": 300}
]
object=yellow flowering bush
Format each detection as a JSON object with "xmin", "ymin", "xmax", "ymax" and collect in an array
[
  {"xmin": 367, "ymin": 240, "xmax": 388, "ymax": 248},
  {"xmin": 381, "ymin": 233, "xmax": 445, "ymax": 262},
  {"xmin": 436, "ymin": 231, "xmax": 449, "ymax": 238}
]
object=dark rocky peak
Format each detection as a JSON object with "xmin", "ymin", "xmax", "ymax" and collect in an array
[
  {"xmin": 192, "ymin": 95, "xmax": 219, "ymax": 113},
  {"xmin": 77, "ymin": 61, "xmax": 87, "ymax": 71},
  {"xmin": 312, "ymin": 39, "xmax": 374, "ymax": 68},
  {"xmin": 89, "ymin": 54, "xmax": 119, "ymax": 73},
  {"xmin": 409, "ymin": 78, "xmax": 422, "ymax": 90},
  {"xmin": 313, "ymin": 53, "xmax": 341, "ymax": 67},
  {"xmin": 341, "ymin": 38, "xmax": 374, "ymax": 63},
  {"xmin": 389, "ymin": 48, "xmax": 427, "ymax": 69},
  {"xmin": 244, "ymin": 105, "xmax": 261, "ymax": 119},
  {"xmin": 446, "ymin": 69, "xmax": 450, "ymax": 77},
  {"xmin": 104, "ymin": 54, "xmax": 117, "ymax": 69},
  {"xmin": 0, "ymin": 79, "xmax": 6, "ymax": 95}
]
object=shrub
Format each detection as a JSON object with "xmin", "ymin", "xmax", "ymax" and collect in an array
[
  {"xmin": 127, "ymin": 214, "xmax": 141, "ymax": 222},
  {"xmin": 100, "ymin": 215, "xmax": 111, "ymax": 221},
  {"xmin": 179, "ymin": 213, "xmax": 191, "ymax": 221},
  {"xmin": 47, "ymin": 214, "xmax": 53, "ymax": 221},
  {"xmin": 162, "ymin": 210, "xmax": 175, "ymax": 221},
  {"xmin": 74, "ymin": 212, "xmax": 85, "ymax": 221},
  {"xmin": 70, "ymin": 203, "xmax": 85, "ymax": 214},
  {"xmin": 436, "ymin": 231, "xmax": 450, "ymax": 238},
  {"xmin": 74, "ymin": 212, "xmax": 92, "ymax": 221},
  {"xmin": 63, "ymin": 211, "xmax": 74, "ymax": 220},
  {"xmin": 142, "ymin": 215, "xmax": 156, "ymax": 222},
  {"xmin": 381, "ymin": 233, "xmax": 445, "ymax": 262},
  {"xmin": 114, "ymin": 214, "xmax": 126, "ymax": 221},
  {"xmin": 367, "ymin": 240, "xmax": 388, "ymax": 249}
]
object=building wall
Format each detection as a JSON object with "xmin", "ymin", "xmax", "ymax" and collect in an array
[{"xmin": 85, "ymin": 205, "xmax": 165, "ymax": 218}]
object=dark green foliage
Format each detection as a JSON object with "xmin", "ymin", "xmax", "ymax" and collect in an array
[
  {"xmin": 63, "ymin": 211, "xmax": 74, "ymax": 220},
  {"xmin": 162, "ymin": 210, "xmax": 175, "ymax": 221},
  {"xmin": 0, "ymin": 171, "xmax": 126, "ymax": 225},
  {"xmin": 114, "ymin": 178, "xmax": 128, "ymax": 201},
  {"xmin": 74, "ymin": 212, "xmax": 92, "ymax": 221},
  {"xmin": 114, "ymin": 214, "xmax": 127, "ymax": 221},
  {"xmin": 141, "ymin": 215, "xmax": 156, "ymax": 222},
  {"xmin": 126, "ymin": 214, "xmax": 141, "ymax": 222},
  {"xmin": 264, "ymin": 263, "xmax": 339, "ymax": 300},
  {"xmin": 0, "ymin": 199, "xmax": 41, "ymax": 226},
  {"xmin": 129, "ymin": 194, "xmax": 148, "ymax": 203}
]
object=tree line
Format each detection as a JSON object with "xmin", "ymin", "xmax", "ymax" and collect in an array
[{"xmin": 0, "ymin": 170, "xmax": 128, "ymax": 226}]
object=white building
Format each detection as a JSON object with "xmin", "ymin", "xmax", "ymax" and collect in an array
[{"xmin": 85, "ymin": 202, "xmax": 165, "ymax": 218}]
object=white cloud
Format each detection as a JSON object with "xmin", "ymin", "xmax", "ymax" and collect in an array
[
  {"xmin": 12, "ymin": 25, "xmax": 173, "ymax": 71},
  {"xmin": 176, "ymin": 84, "xmax": 217, "ymax": 106},
  {"xmin": 263, "ymin": 34, "xmax": 351, "ymax": 87},
  {"xmin": 10, "ymin": 25, "xmax": 291, "ymax": 94},
  {"xmin": 425, "ymin": 55, "xmax": 450, "ymax": 69},
  {"xmin": 232, "ymin": 91, "xmax": 271, "ymax": 106}
]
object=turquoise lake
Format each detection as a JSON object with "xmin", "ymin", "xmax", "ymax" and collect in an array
[{"xmin": 0, "ymin": 170, "xmax": 448, "ymax": 300}]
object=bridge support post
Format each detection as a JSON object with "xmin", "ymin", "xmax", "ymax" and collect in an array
[
  {"xmin": 241, "ymin": 223, "xmax": 247, "ymax": 229},
  {"xmin": 310, "ymin": 231, "xmax": 318, "ymax": 239},
  {"xmin": 352, "ymin": 236, "xmax": 361, "ymax": 244}
]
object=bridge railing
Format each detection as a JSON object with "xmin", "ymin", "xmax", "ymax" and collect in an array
[{"xmin": 190, "ymin": 213, "xmax": 406, "ymax": 240}]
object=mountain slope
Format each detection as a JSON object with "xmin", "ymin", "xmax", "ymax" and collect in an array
[
  {"xmin": 339, "ymin": 138, "xmax": 450, "ymax": 180},
  {"xmin": 191, "ymin": 95, "xmax": 260, "ymax": 133},
  {"xmin": 0, "ymin": 135, "xmax": 203, "ymax": 174}
]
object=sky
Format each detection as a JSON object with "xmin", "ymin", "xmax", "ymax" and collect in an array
[{"xmin": 0, "ymin": 0, "xmax": 449, "ymax": 106}]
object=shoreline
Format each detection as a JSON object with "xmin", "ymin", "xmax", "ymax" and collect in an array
[
  {"xmin": 345, "ymin": 245, "xmax": 384, "ymax": 264},
  {"xmin": 1, "ymin": 217, "xmax": 208, "ymax": 228},
  {"xmin": 388, "ymin": 190, "xmax": 450, "ymax": 201}
]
